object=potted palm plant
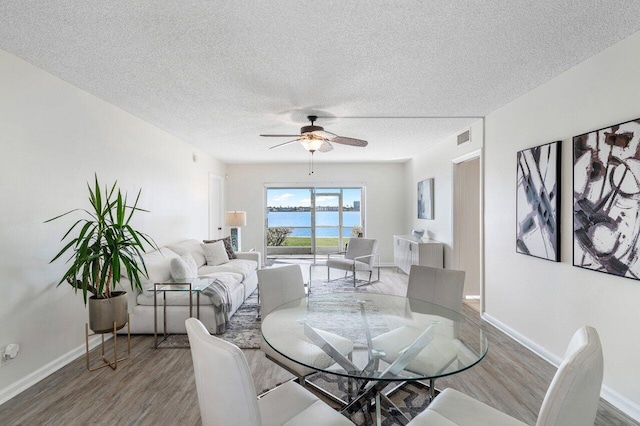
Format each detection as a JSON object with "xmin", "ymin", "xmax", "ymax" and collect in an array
[{"xmin": 46, "ymin": 175, "xmax": 158, "ymax": 333}]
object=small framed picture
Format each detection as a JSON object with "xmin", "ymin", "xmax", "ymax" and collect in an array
[{"xmin": 418, "ymin": 178, "xmax": 434, "ymax": 220}]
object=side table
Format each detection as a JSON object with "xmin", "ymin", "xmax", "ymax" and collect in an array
[{"xmin": 150, "ymin": 277, "xmax": 215, "ymax": 349}]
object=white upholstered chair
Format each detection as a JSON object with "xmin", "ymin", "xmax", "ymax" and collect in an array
[
  {"xmin": 258, "ymin": 265, "xmax": 354, "ymax": 387},
  {"xmin": 326, "ymin": 237, "xmax": 379, "ymax": 287},
  {"xmin": 371, "ymin": 265, "xmax": 466, "ymax": 400},
  {"xmin": 186, "ymin": 318, "xmax": 354, "ymax": 426},
  {"xmin": 407, "ymin": 326, "xmax": 604, "ymax": 426},
  {"xmin": 405, "ymin": 265, "xmax": 466, "ymax": 314}
]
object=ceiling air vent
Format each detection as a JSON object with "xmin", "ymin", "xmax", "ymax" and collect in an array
[{"xmin": 457, "ymin": 130, "xmax": 470, "ymax": 145}]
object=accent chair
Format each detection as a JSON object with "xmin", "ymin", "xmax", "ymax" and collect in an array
[{"xmin": 326, "ymin": 237, "xmax": 379, "ymax": 287}]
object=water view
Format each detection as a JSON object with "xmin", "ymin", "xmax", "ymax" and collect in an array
[{"xmin": 268, "ymin": 211, "xmax": 361, "ymax": 237}]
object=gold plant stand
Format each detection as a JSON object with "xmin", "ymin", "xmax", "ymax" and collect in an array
[{"xmin": 85, "ymin": 314, "xmax": 131, "ymax": 371}]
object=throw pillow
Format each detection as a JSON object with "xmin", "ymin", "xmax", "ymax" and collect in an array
[
  {"xmin": 203, "ymin": 236, "xmax": 237, "ymax": 259},
  {"xmin": 169, "ymin": 257, "xmax": 192, "ymax": 281},
  {"xmin": 201, "ymin": 241, "xmax": 230, "ymax": 266},
  {"xmin": 181, "ymin": 253, "xmax": 198, "ymax": 278}
]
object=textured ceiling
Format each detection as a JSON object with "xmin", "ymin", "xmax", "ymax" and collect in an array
[{"xmin": 1, "ymin": 1, "xmax": 640, "ymax": 164}]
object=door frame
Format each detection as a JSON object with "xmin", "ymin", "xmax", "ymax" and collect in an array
[{"xmin": 451, "ymin": 149, "xmax": 484, "ymax": 313}]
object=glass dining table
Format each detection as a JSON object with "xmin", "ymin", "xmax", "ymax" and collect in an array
[{"xmin": 261, "ymin": 292, "xmax": 488, "ymax": 425}]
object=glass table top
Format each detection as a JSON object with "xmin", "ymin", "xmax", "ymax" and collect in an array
[
  {"xmin": 148, "ymin": 276, "xmax": 216, "ymax": 292},
  {"xmin": 261, "ymin": 292, "xmax": 488, "ymax": 381}
]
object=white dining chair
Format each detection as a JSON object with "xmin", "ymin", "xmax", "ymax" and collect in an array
[
  {"xmin": 186, "ymin": 318, "xmax": 354, "ymax": 426},
  {"xmin": 258, "ymin": 265, "xmax": 354, "ymax": 387},
  {"xmin": 326, "ymin": 237, "xmax": 379, "ymax": 287},
  {"xmin": 405, "ymin": 264, "xmax": 466, "ymax": 314},
  {"xmin": 371, "ymin": 265, "xmax": 466, "ymax": 400},
  {"xmin": 407, "ymin": 326, "xmax": 604, "ymax": 426}
]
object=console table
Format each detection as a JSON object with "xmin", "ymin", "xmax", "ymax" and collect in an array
[{"xmin": 393, "ymin": 235, "xmax": 443, "ymax": 274}]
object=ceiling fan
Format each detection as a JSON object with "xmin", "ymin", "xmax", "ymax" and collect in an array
[{"xmin": 260, "ymin": 115, "xmax": 368, "ymax": 153}]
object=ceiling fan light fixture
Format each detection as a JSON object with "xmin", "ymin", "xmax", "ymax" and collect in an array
[{"xmin": 301, "ymin": 139, "xmax": 324, "ymax": 152}]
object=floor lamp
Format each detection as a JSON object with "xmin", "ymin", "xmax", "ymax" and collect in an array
[{"xmin": 226, "ymin": 211, "xmax": 246, "ymax": 251}]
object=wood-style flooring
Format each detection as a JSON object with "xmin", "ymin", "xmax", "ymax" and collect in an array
[{"xmin": 0, "ymin": 266, "xmax": 636, "ymax": 425}]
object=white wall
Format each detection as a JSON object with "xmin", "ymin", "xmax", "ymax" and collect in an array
[
  {"xmin": 225, "ymin": 162, "xmax": 406, "ymax": 264},
  {"xmin": 405, "ymin": 120, "xmax": 484, "ymax": 268},
  {"xmin": 0, "ymin": 49, "xmax": 225, "ymax": 402},
  {"xmin": 484, "ymin": 31, "xmax": 640, "ymax": 418}
]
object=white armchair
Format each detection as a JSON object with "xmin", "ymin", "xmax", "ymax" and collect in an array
[
  {"xmin": 407, "ymin": 326, "xmax": 604, "ymax": 426},
  {"xmin": 326, "ymin": 237, "xmax": 379, "ymax": 287}
]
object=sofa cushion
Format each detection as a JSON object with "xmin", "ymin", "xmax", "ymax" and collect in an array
[
  {"xmin": 135, "ymin": 247, "xmax": 182, "ymax": 294},
  {"xmin": 202, "ymin": 241, "xmax": 229, "ymax": 266},
  {"xmin": 198, "ymin": 259, "xmax": 258, "ymax": 279},
  {"xmin": 165, "ymin": 239, "xmax": 207, "ymax": 267},
  {"xmin": 203, "ymin": 236, "xmax": 237, "ymax": 259},
  {"xmin": 169, "ymin": 254, "xmax": 198, "ymax": 281}
]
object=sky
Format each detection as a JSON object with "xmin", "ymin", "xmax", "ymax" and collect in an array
[{"xmin": 267, "ymin": 188, "xmax": 362, "ymax": 208}]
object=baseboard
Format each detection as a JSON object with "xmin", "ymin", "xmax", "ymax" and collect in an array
[
  {"xmin": 481, "ymin": 312, "xmax": 561, "ymax": 366},
  {"xmin": 601, "ymin": 384, "xmax": 640, "ymax": 421},
  {"xmin": 481, "ymin": 312, "xmax": 640, "ymax": 422},
  {"xmin": 0, "ymin": 334, "xmax": 108, "ymax": 406}
]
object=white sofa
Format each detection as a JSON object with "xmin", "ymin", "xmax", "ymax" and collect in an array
[{"xmin": 117, "ymin": 239, "xmax": 260, "ymax": 334}]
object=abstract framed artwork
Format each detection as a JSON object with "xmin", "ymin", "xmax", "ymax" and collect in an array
[
  {"xmin": 417, "ymin": 178, "xmax": 434, "ymax": 219},
  {"xmin": 573, "ymin": 117, "xmax": 640, "ymax": 279},
  {"xmin": 516, "ymin": 141, "xmax": 561, "ymax": 261}
]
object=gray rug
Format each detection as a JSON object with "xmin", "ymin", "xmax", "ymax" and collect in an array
[
  {"xmin": 220, "ymin": 274, "xmax": 361, "ymax": 349},
  {"xmin": 159, "ymin": 274, "xmax": 363, "ymax": 349}
]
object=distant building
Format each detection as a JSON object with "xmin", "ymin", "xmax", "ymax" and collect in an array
[{"xmin": 354, "ymin": 201, "xmax": 360, "ymax": 211}]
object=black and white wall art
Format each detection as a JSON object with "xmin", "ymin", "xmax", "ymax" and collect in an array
[
  {"xmin": 574, "ymin": 117, "xmax": 640, "ymax": 279},
  {"xmin": 417, "ymin": 178, "xmax": 434, "ymax": 220},
  {"xmin": 516, "ymin": 141, "xmax": 561, "ymax": 261}
]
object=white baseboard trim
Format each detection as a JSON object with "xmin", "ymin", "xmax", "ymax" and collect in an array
[
  {"xmin": 601, "ymin": 385, "xmax": 640, "ymax": 421},
  {"xmin": 0, "ymin": 334, "xmax": 108, "ymax": 406},
  {"xmin": 481, "ymin": 312, "xmax": 561, "ymax": 366},
  {"xmin": 482, "ymin": 312, "xmax": 640, "ymax": 422}
]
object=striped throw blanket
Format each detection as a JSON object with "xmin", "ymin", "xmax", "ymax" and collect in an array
[{"xmin": 201, "ymin": 279, "xmax": 233, "ymax": 334}]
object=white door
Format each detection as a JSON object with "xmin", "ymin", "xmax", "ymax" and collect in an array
[
  {"xmin": 209, "ymin": 174, "xmax": 225, "ymax": 239},
  {"xmin": 453, "ymin": 155, "xmax": 481, "ymax": 298}
]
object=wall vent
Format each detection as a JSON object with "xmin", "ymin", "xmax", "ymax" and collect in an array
[{"xmin": 457, "ymin": 130, "xmax": 470, "ymax": 145}]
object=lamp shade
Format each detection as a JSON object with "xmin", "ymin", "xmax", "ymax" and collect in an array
[{"xmin": 225, "ymin": 211, "xmax": 247, "ymax": 227}]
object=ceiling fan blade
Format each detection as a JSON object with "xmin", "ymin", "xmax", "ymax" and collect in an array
[
  {"xmin": 269, "ymin": 138, "xmax": 302, "ymax": 149},
  {"xmin": 260, "ymin": 134, "xmax": 302, "ymax": 137},
  {"xmin": 311, "ymin": 130, "xmax": 334, "ymax": 140},
  {"xmin": 318, "ymin": 141, "xmax": 334, "ymax": 152},
  {"xmin": 330, "ymin": 136, "xmax": 368, "ymax": 147}
]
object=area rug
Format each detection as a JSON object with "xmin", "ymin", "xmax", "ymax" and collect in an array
[
  {"xmin": 157, "ymin": 290, "xmax": 261, "ymax": 349},
  {"xmin": 160, "ymin": 274, "xmax": 371, "ymax": 349},
  {"xmin": 223, "ymin": 274, "xmax": 368, "ymax": 348}
]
